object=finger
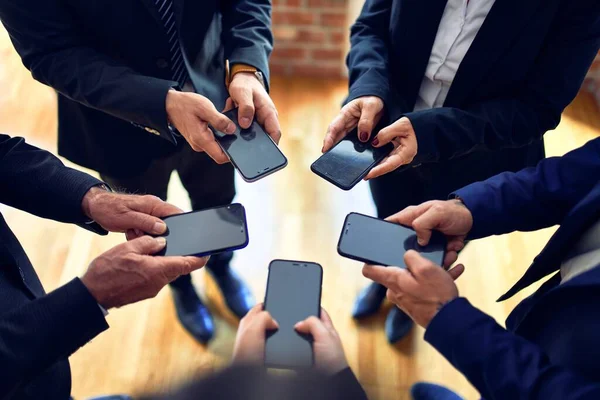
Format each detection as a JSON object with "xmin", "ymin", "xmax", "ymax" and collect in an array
[
  {"xmin": 195, "ymin": 124, "xmax": 230, "ymax": 164},
  {"xmin": 294, "ymin": 315, "xmax": 329, "ymax": 340},
  {"xmin": 385, "ymin": 203, "xmax": 432, "ymax": 227},
  {"xmin": 245, "ymin": 303, "xmax": 265, "ymax": 318},
  {"xmin": 223, "ymin": 97, "xmax": 235, "ymax": 112},
  {"xmin": 133, "ymin": 195, "xmax": 183, "ymax": 219},
  {"xmin": 261, "ymin": 107, "xmax": 282, "ymax": 144},
  {"xmin": 372, "ymin": 118, "xmax": 410, "ymax": 147},
  {"xmin": 124, "ymin": 211, "xmax": 168, "ymax": 235},
  {"xmin": 125, "ymin": 229, "xmax": 137, "ymax": 241},
  {"xmin": 197, "ymin": 99, "xmax": 236, "ymax": 134},
  {"xmin": 320, "ymin": 308, "xmax": 334, "ymax": 328},
  {"xmin": 364, "ymin": 153, "xmax": 404, "ymax": 180},
  {"xmin": 158, "ymin": 255, "xmax": 208, "ymax": 280},
  {"xmin": 256, "ymin": 311, "xmax": 279, "ymax": 331},
  {"xmin": 357, "ymin": 100, "xmax": 382, "ymax": 142},
  {"xmin": 448, "ymin": 238, "xmax": 466, "ymax": 253},
  {"xmin": 443, "ymin": 251, "xmax": 458, "ymax": 269},
  {"xmin": 448, "ymin": 264, "xmax": 465, "ymax": 281},
  {"xmin": 127, "ymin": 236, "xmax": 167, "ymax": 255},
  {"xmin": 230, "ymin": 86, "xmax": 255, "ymax": 129},
  {"xmin": 324, "ymin": 109, "xmax": 354, "ymax": 152},
  {"xmin": 404, "ymin": 250, "xmax": 436, "ymax": 277},
  {"xmin": 362, "ymin": 264, "xmax": 393, "ymax": 286}
]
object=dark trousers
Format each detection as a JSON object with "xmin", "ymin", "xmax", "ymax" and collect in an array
[{"xmin": 101, "ymin": 142, "xmax": 236, "ymax": 289}]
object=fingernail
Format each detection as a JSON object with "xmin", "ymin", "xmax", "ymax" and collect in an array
[
  {"xmin": 417, "ymin": 239, "xmax": 425, "ymax": 246},
  {"xmin": 155, "ymin": 237, "xmax": 167, "ymax": 246},
  {"xmin": 372, "ymin": 138, "xmax": 379, "ymax": 146},
  {"xmin": 359, "ymin": 132, "xmax": 368, "ymax": 142},
  {"xmin": 241, "ymin": 117, "xmax": 251, "ymax": 126},
  {"xmin": 294, "ymin": 322, "xmax": 301, "ymax": 329},
  {"xmin": 226, "ymin": 123, "xmax": 236, "ymax": 134},
  {"xmin": 153, "ymin": 221, "xmax": 166, "ymax": 234}
]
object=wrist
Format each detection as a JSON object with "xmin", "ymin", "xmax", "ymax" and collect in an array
[{"xmin": 82, "ymin": 185, "xmax": 109, "ymax": 220}]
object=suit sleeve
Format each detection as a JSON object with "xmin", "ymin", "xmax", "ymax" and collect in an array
[
  {"xmin": 0, "ymin": 134, "xmax": 106, "ymax": 229},
  {"xmin": 452, "ymin": 137, "xmax": 600, "ymax": 239},
  {"xmin": 404, "ymin": 2, "xmax": 600, "ymax": 164},
  {"xmin": 0, "ymin": 0, "xmax": 178, "ymax": 143},
  {"xmin": 345, "ymin": 0, "xmax": 396, "ymax": 106},
  {"xmin": 0, "ymin": 278, "xmax": 109, "ymax": 398},
  {"xmin": 220, "ymin": 0, "xmax": 273, "ymax": 91},
  {"xmin": 425, "ymin": 298, "xmax": 600, "ymax": 400},
  {"xmin": 329, "ymin": 368, "xmax": 368, "ymax": 400}
]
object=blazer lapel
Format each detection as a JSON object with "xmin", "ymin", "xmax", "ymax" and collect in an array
[
  {"xmin": 498, "ymin": 184, "xmax": 600, "ymax": 301},
  {"xmin": 444, "ymin": 0, "xmax": 544, "ymax": 107},
  {"xmin": 139, "ymin": 0, "xmax": 185, "ymax": 29},
  {"xmin": 139, "ymin": 0, "xmax": 162, "ymax": 25}
]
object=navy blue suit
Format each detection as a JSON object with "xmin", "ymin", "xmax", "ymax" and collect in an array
[
  {"xmin": 347, "ymin": 0, "xmax": 600, "ymax": 217},
  {"xmin": 0, "ymin": 134, "xmax": 109, "ymax": 399},
  {"xmin": 425, "ymin": 138, "xmax": 600, "ymax": 399},
  {"xmin": 0, "ymin": 0, "xmax": 272, "ymax": 178}
]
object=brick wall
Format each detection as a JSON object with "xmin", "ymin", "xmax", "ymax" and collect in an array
[
  {"xmin": 270, "ymin": 0, "xmax": 350, "ymax": 78},
  {"xmin": 584, "ymin": 52, "xmax": 600, "ymax": 108}
]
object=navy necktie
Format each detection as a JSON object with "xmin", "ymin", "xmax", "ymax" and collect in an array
[{"xmin": 155, "ymin": 0, "xmax": 188, "ymax": 86}]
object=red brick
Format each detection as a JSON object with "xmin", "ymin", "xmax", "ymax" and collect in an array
[
  {"xmin": 297, "ymin": 28, "xmax": 327, "ymax": 43},
  {"xmin": 329, "ymin": 31, "xmax": 347, "ymax": 45},
  {"xmin": 307, "ymin": 0, "xmax": 347, "ymax": 7},
  {"xmin": 311, "ymin": 48, "xmax": 345, "ymax": 61},
  {"xmin": 272, "ymin": 10, "xmax": 316, "ymax": 26},
  {"xmin": 271, "ymin": 46, "xmax": 308, "ymax": 61},
  {"xmin": 269, "ymin": 62, "xmax": 291, "ymax": 76},
  {"xmin": 290, "ymin": 64, "xmax": 343, "ymax": 78},
  {"xmin": 320, "ymin": 11, "xmax": 347, "ymax": 27},
  {"xmin": 284, "ymin": 0, "xmax": 303, "ymax": 6}
]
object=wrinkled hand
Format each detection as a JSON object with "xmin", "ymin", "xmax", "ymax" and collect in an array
[
  {"xmin": 363, "ymin": 251, "xmax": 464, "ymax": 328},
  {"xmin": 82, "ymin": 236, "xmax": 208, "ymax": 309},
  {"xmin": 226, "ymin": 72, "xmax": 281, "ymax": 144},
  {"xmin": 364, "ymin": 117, "xmax": 418, "ymax": 180},
  {"xmin": 323, "ymin": 96, "xmax": 384, "ymax": 152},
  {"xmin": 165, "ymin": 89, "xmax": 237, "ymax": 163},
  {"xmin": 232, "ymin": 303, "xmax": 279, "ymax": 365},
  {"xmin": 82, "ymin": 187, "xmax": 183, "ymax": 241},
  {"xmin": 386, "ymin": 199, "xmax": 473, "ymax": 268},
  {"xmin": 294, "ymin": 308, "xmax": 349, "ymax": 375}
]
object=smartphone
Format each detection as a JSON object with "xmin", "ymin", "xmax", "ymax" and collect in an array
[
  {"xmin": 210, "ymin": 108, "xmax": 287, "ymax": 182},
  {"xmin": 157, "ymin": 203, "xmax": 249, "ymax": 257},
  {"xmin": 337, "ymin": 212, "xmax": 447, "ymax": 267},
  {"xmin": 263, "ymin": 260, "xmax": 323, "ymax": 370},
  {"xmin": 310, "ymin": 129, "xmax": 394, "ymax": 191}
]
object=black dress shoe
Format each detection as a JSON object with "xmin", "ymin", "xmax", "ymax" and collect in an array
[
  {"xmin": 210, "ymin": 267, "xmax": 255, "ymax": 319},
  {"xmin": 385, "ymin": 307, "xmax": 414, "ymax": 344},
  {"xmin": 171, "ymin": 284, "xmax": 214, "ymax": 344},
  {"xmin": 352, "ymin": 282, "xmax": 387, "ymax": 319}
]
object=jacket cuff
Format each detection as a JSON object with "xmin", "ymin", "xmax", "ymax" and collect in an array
[
  {"xmin": 402, "ymin": 109, "xmax": 442, "ymax": 165},
  {"xmin": 450, "ymin": 183, "xmax": 495, "ymax": 240},
  {"xmin": 52, "ymin": 168, "xmax": 105, "ymax": 225},
  {"xmin": 346, "ymin": 68, "xmax": 390, "ymax": 106},
  {"xmin": 424, "ymin": 297, "xmax": 485, "ymax": 360}
]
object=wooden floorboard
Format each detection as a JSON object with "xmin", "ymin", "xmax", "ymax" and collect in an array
[{"xmin": 1, "ymin": 25, "xmax": 600, "ymax": 399}]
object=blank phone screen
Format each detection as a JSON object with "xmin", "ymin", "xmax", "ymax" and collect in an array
[
  {"xmin": 338, "ymin": 213, "xmax": 446, "ymax": 267},
  {"xmin": 160, "ymin": 204, "xmax": 248, "ymax": 257},
  {"xmin": 311, "ymin": 129, "xmax": 394, "ymax": 190},
  {"xmin": 213, "ymin": 108, "xmax": 287, "ymax": 182},
  {"xmin": 264, "ymin": 260, "xmax": 322, "ymax": 369}
]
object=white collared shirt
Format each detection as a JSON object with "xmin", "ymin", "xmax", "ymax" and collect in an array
[{"xmin": 414, "ymin": 0, "xmax": 496, "ymax": 111}]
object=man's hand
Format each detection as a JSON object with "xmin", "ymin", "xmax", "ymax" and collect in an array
[
  {"xmin": 81, "ymin": 236, "xmax": 208, "ymax": 309},
  {"xmin": 362, "ymin": 251, "xmax": 465, "ymax": 328},
  {"xmin": 386, "ymin": 200, "xmax": 473, "ymax": 268},
  {"xmin": 82, "ymin": 187, "xmax": 183, "ymax": 240},
  {"xmin": 294, "ymin": 309, "xmax": 349, "ymax": 375},
  {"xmin": 227, "ymin": 72, "xmax": 281, "ymax": 144},
  {"xmin": 323, "ymin": 96, "xmax": 384, "ymax": 152},
  {"xmin": 165, "ymin": 90, "xmax": 237, "ymax": 164},
  {"xmin": 232, "ymin": 303, "xmax": 279, "ymax": 365},
  {"xmin": 365, "ymin": 117, "xmax": 418, "ymax": 180}
]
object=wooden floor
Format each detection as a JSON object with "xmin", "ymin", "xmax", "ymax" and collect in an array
[{"xmin": 2, "ymin": 25, "xmax": 600, "ymax": 399}]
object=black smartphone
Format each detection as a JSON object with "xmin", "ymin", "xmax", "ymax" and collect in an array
[
  {"xmin": 157, "ymin": 203, "xmax": 249, "ymax": 257},
  {"xmin": 263, "ymin": 260, "xmax": 323, "ymax": 370},
  {"xmin": 337, "ymin": 212, "xmax": 447, "ymax": 267},
  {"xmin": 310, "ymin": 128, "xmax": 394, "ymax": 191},
  {"xmin": 210, "ymin": 108, "xmax": 287, "ymax": 183}
]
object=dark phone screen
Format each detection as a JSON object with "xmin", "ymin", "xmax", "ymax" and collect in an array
[
  {"xmin": 160, "ymin": 204, "xmax": 248, "ymax": 257},
  {"xmin": 264, "ymin": 260, "xmax": 322, "ymax": 369},
  {"xmin": 311, "ymin": 129, "xmax": 394, "ymax": 189},
  {"xmin": 339, "ymin": 213, "xmax": 446, "ymax": 267},
  {"xmin": 212, "ymin": 108, "xmax": 286, "ymax": 181}
]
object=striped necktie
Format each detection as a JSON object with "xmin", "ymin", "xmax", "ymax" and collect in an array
[{"xmin": 155, "ymin": 0, "xmax": 189, "ymax": 86}]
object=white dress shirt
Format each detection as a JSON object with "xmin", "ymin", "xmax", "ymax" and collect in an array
[
  {"xmin": 561, "ymin": 217, "xmax": 600, "ymax": 284},
  {"xmin": 414, "ymin": 0, "xmax": 496, "ymax": 111}
]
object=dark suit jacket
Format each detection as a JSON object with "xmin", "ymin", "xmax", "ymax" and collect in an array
[
  {"xmin": 347, "ymin": 0, "xmax": 600, "ymax": 182},
  {"xmin": 425, "ymin": 138, "xmax": 600, "ymax": 399},
  {"xmin": 0, "ymin": 134, "xmax": 109, "ymax": 399},
  {"xmin": 0, "ymin": 0, "xmax": 273, "ymax": 178}
]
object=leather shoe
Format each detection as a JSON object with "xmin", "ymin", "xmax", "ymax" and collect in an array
[
  {"xmin": 352, "ymin": 282, "xmax": 387, "ymax": 319},
  {"xmin": 86, "ymin": 396, "xmax": 133, "ymax": 400},
  {"xmin": 385, "ymin": 307, "xmax": 414, "ymax": 344},
  {"xmin": 172, "ymin": 284, "xmax": 214, "ymax": 344},
  {"xmin": 410, "ymin": 382, "xmax": 464, "ymax": 400},
  {"xmin": 210, "ymin": 267, "xmax": 255, "ymax": 319}
]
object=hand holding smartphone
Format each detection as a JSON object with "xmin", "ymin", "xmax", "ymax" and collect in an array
[
  {"xmin": 337, "ymin": 212, "xmax": 447, "ymax": 267},
  {"xmin": 263, "ymin": 260, "xmax": 323, "ymax": 369},
  {"xmin": 210, "ymin": 108, "xmax": 287, "ymax": 182}
]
